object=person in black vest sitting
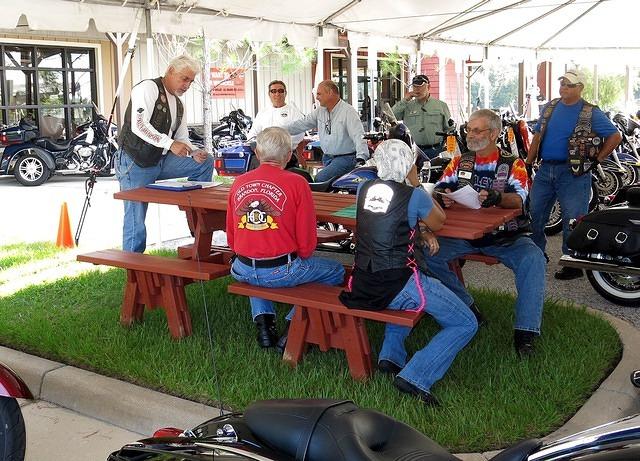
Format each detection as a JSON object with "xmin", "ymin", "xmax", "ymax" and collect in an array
[
  {"xmin": 340, "ymin": 139, "xmax": 477, "ymax": 406},
  {"xmin": 427, "ymin": 109, "xmax": 546, "ymax": 357},
  {"xmin": 116, "ymin": 54, "xmax": 214, "ymax": 253}
]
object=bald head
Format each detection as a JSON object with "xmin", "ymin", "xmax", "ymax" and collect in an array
[{"xmin": 316, "ymin": 79, "xmax": 340, "ymax": 110}]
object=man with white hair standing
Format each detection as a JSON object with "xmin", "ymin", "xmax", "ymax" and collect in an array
[
  {"xmin": 116, "ymin": 54, "xmax": 214, "ymax": 253},
  {"xmin": 339, "ymin": 139, "xmax": 477, "ymax": 406}
]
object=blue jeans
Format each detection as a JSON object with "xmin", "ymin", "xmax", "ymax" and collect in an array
[
  {"xmin": 315, "ymin": 154, "xmax": 356, "ymax": 182},
  {"xmin": 230, "ymin": 256, "xmax": 345, "ymax": 320},
  {"xmin": 426, "ymin": 236, "xmax": 545, "ymax": 334},
  {"xmin": 115, "ymin": 148, "xmax": 214, "ymax": 253},
  {"xmin": 530, "ymin": 162, "xmax": 591, "ymax": 254},
  {"xmin": 379, "ymin": 272, "xmax": 477, "ymax": 394}
]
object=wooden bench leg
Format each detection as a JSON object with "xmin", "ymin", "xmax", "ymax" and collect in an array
[
  {"xmin": 160, "ymin": 275, "xmax": 189, "ymax": 339},
  {"xmin": 283, "ymin": 306, "xmax": 310, "ymax": 366},
  {"xmin": 337, "ymin": 314, "xmax": 373, "ymax": 380},
  {"xmin": 119, "ymin": 270, "xmax": 191, "ymax": 339}
]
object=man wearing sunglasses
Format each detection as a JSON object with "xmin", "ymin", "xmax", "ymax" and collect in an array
[
  {"xmin": 392, "ymin": 74, "xmax": 451, "ymax": 161},
  {"xmin": 247, "ymin": 80, "xmax": 304, "ymax": 149},
  {"xmin": 285, "ymin": 79, "xmax": 369, "ymax": 182},
  {"xmin": 526, "ymin": 70, "xmax": 621, "ymax": 280}
]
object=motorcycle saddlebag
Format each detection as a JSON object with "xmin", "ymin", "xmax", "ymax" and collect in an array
[{"xmin": 567, "ymin": 208, "xmax": 640, "ymax": 257}]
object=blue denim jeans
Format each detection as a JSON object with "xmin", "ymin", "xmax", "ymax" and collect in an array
[
  {"xmin": 425, "ymin": 236, "xmax": 545, "ymax": 334},
  {"xmin": 529, "ymin": 162, "xmax": 591, "ymax": 254},
  {"xmin": 230, "ymin": 256, "xmax": 345, "ymax": 320},
  {"xmin": 115, "ymin": 148, "xmax": 214, "ymax": 253},
  {"xmin": 315, "ymin": 154, "xmax": 356, "ymax": 182},
  {"xmin": 379, "ymin": 272, "xmax": 477, "ymax": 394}
]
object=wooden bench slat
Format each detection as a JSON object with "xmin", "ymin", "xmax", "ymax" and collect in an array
[
  {"xmin": 227, "ymin": 283, "xmax": 422, "ymax": 328},
  {"xmin": 77, "ymin": 249, "xmax": 229, "ymax": 280}
]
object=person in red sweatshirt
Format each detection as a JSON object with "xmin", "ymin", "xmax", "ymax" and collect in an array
[{"xmin": 226, "ymin": 126, "xmax": 345, "ymax": 350}]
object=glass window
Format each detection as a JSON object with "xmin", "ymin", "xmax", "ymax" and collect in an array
[
  {"xmin": 38, "ymin": 70, "xmax": 64, "ymax": 106},
  {"xmin": 37, "ymin": 47, "xmax": 63, "ymax": 68},
  {"xmin": 7, "ymin": 108, "xmax": 37, "ymax": 125},
  {"xmin": 6, "ymin": 69, "xmax": 36, "ymax": 106},
  {"xmin": 67, "ymin": 71, "xmax": 93, "ymax": 104},
  {"xmin": 4, "ymin": 46, "xmax": 33, "ymax": 67},
  {"xmin": 40, "ymin": 107, "xmax": 66, "ymax": 139},
  {"xmin": 68, "ymin": 50, "xmax": 91, "ymax": 69},
  {"xmin": 71, "ymin": 107, "xmax": 92, "ymax": 134}
]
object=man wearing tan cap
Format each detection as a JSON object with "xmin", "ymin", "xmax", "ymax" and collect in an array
[{"xmin": 526, "ymin": 69, "xmax": 621, "ymax": 280}]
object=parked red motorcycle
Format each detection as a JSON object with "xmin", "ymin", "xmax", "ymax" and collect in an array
[{"xmin": 0, "ymin": 361, "xmax": 33, "ymax": 461}]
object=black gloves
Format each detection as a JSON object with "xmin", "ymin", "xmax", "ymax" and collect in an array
[
  {"xmin": 481, "ymin": 189, "xmax": 502, "ymax": 208},
  {"xmin": 355, "ymin": 158, "xmax": 366, "ymax": 167}
]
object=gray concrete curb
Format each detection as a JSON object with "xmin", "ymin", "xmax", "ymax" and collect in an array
[{"xmin": 1, "ymin": 304, "xmax": 639, "ymax": 457}]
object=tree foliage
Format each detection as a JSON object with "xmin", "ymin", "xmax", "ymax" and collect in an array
[{"xmin": 578, "ymin": 67, "xmax": 625, "ymax": 110}]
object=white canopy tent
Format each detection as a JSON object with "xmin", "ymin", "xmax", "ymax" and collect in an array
[{"xmin": 4, "ymin": 0, "xmax": 639, "ymax": 59}]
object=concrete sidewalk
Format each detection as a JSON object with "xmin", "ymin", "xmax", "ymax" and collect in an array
[{"xmin": 2, "ymin": 307, "xmax": 640, "ymax": 461}]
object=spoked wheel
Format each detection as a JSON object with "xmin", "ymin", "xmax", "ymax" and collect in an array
[
  {"xmin": 0, "ymin": 397, "xmax": 26, "ymax": 461},
  {"xmin": 544, "ymin": 200, "xmax": 563, "ymax": 235},
  {"xmin": 14, "ymin": 154, "xmax": 50, "ymax": 186},
  {"xmin": 594, "ymin": 169, "xmax": 623, "ymax": 199},
  {"xmin": 619, "ymin": 163, "xmax": 639, "ymax": 186},
  {"xmin": 586, "ymin": 270, "xmax": 640, "ymax": 307}
]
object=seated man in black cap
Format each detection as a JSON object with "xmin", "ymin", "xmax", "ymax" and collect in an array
[{"xmin": 392, "ymin": 74, "xmax": 452, "ymax": 161}]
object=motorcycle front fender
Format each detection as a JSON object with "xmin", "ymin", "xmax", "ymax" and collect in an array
[{"xmin": 0, "ymin": 363, "xmax": 33, "ymax": 399}]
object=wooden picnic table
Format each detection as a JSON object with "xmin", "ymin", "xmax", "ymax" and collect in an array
[{"xmin": 114, "ymin": 185, "xmax": 521, "ymax": 262}]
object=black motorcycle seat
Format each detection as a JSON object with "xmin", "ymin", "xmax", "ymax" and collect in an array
[
  {"xmin": 34, "ymin": 137, "xmax": 71, "ymax": 152},
  {"xmin": 309, "ymin": 177, "xmax": 337, "ymax": 192},
  {"xmin": 245, "ymin": 399, "xmax": 459, "ymax": 461},
  {"xmin": 488, "ymin": 438, "xmax": 541, "ymax": 461}
]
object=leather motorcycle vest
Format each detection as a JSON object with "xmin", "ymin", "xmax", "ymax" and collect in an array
[
  {"xmin": 457, "ymin": 150, "xmax": 531, "ymax": 238},
  {"xmin": 354, "ymin": 179, "xmax": 427, "ymax": 273},
  {"xmin": 539, "ymin": 98, "xmax": 601, "ymax": 176},
  {"xmin": 119, "ymin": 77, "xmax": 184, "ymax": 168}
]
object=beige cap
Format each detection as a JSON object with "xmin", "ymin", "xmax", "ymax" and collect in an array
[{"xmin": 558, "ymin": 69, "xmax": 585, "ymax": 85}]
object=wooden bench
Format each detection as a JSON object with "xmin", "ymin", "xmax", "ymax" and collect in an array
[
  {"xmin": 449, "ymin": 254, "xmax": 499, "ymax": 284},
  {"xmin": 77, "ymin": 249, "xmax": 229, "ymax": 339},
  {"xmin": 227, "ymin": 282, "xmax": 424, "ymax": 380}
]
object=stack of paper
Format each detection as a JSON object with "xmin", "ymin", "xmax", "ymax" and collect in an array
[{"xmin": 146, "ymin": 178, "xmax": 222, "ymax": 191}]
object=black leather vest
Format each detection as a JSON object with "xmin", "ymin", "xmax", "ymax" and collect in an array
[
  {"xmin": 119, "ymin": 77, "xmax": 184, "ymax": 168},
  {"xmin": 355, "ymin": 179, "xmax": 427, "ymax": 273}
]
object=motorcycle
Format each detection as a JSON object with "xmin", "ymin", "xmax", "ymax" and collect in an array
[
  {"xmin": 559, "ymin": 185, "xmax": 640, "ymax": 306},
  {"xmin": 108, "ymin": 398, "xmax": 640, "ymax": 461},
  {"xmin": 0, "ymin": 114, "xmax": 118, "ymax": 186},
  {"xmin": 0, "ymin": 118, "xmax": 39, "ymax": 149},
  {"xmin": 0, "ymin": 360, "xmax": 33, "ymax": 461}
]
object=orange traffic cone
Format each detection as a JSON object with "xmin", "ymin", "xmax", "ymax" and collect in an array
[{"xmin": 56, "ymin": 202, "xmax": 74, "ymax": 248}]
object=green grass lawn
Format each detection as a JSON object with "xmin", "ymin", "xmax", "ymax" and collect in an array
[
  {"xmin": 0, "ymin": 255, "xmax": 621, "ymax": 452},
  {"xmin": 0, "ymin": 242, "xmax": 62, "ymax": 271}
]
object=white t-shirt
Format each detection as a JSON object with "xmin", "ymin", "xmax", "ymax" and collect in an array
[
  {"xmin": 129, "ymin": 79, "xmax": 192, "ymax": 154},
  {"xmin": 247, "ymin": 103, "xmax": 305, "ymax": 148}
]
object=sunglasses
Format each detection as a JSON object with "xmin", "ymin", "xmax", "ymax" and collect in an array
[
  {"xmin": 269, "ymin": 88, "xmax": 286, "ymax": 94},
  {"xmin": 560, "ymin": 82, "xmax": 579, "ymax": 88}
]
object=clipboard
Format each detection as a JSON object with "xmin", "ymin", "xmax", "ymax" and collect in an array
[{"xmin": 146, "ymin": 182, "xmax": 203, "ymax": 191}]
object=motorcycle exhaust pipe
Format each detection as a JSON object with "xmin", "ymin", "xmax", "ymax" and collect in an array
[{"xmin": 559, "ymin": 255, "xmax": 640, "ymax": 276}]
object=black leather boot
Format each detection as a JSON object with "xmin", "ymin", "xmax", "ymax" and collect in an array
[
  {"xmin": 514, "ymin": 329, "xmax": 536, "ymax": 358},
  {"xmin": 254, "ymin": 314, "xmax": 277, "ymax": 348}
]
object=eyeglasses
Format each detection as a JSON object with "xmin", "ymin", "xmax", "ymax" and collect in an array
[
  {"xmin": 324, "ymin": 117, "xmax": 331, "ymax": 135},
  {"xmin": 269, "ymin": 88, "xmax": 286, "ymax": 94},
  {"xmin": 466, "ymin": 128, "xmax": 491, "ymax": 136},
  {"xmin": 560, "ymin": 82, "xmax": 579, "ymax": 88}
]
